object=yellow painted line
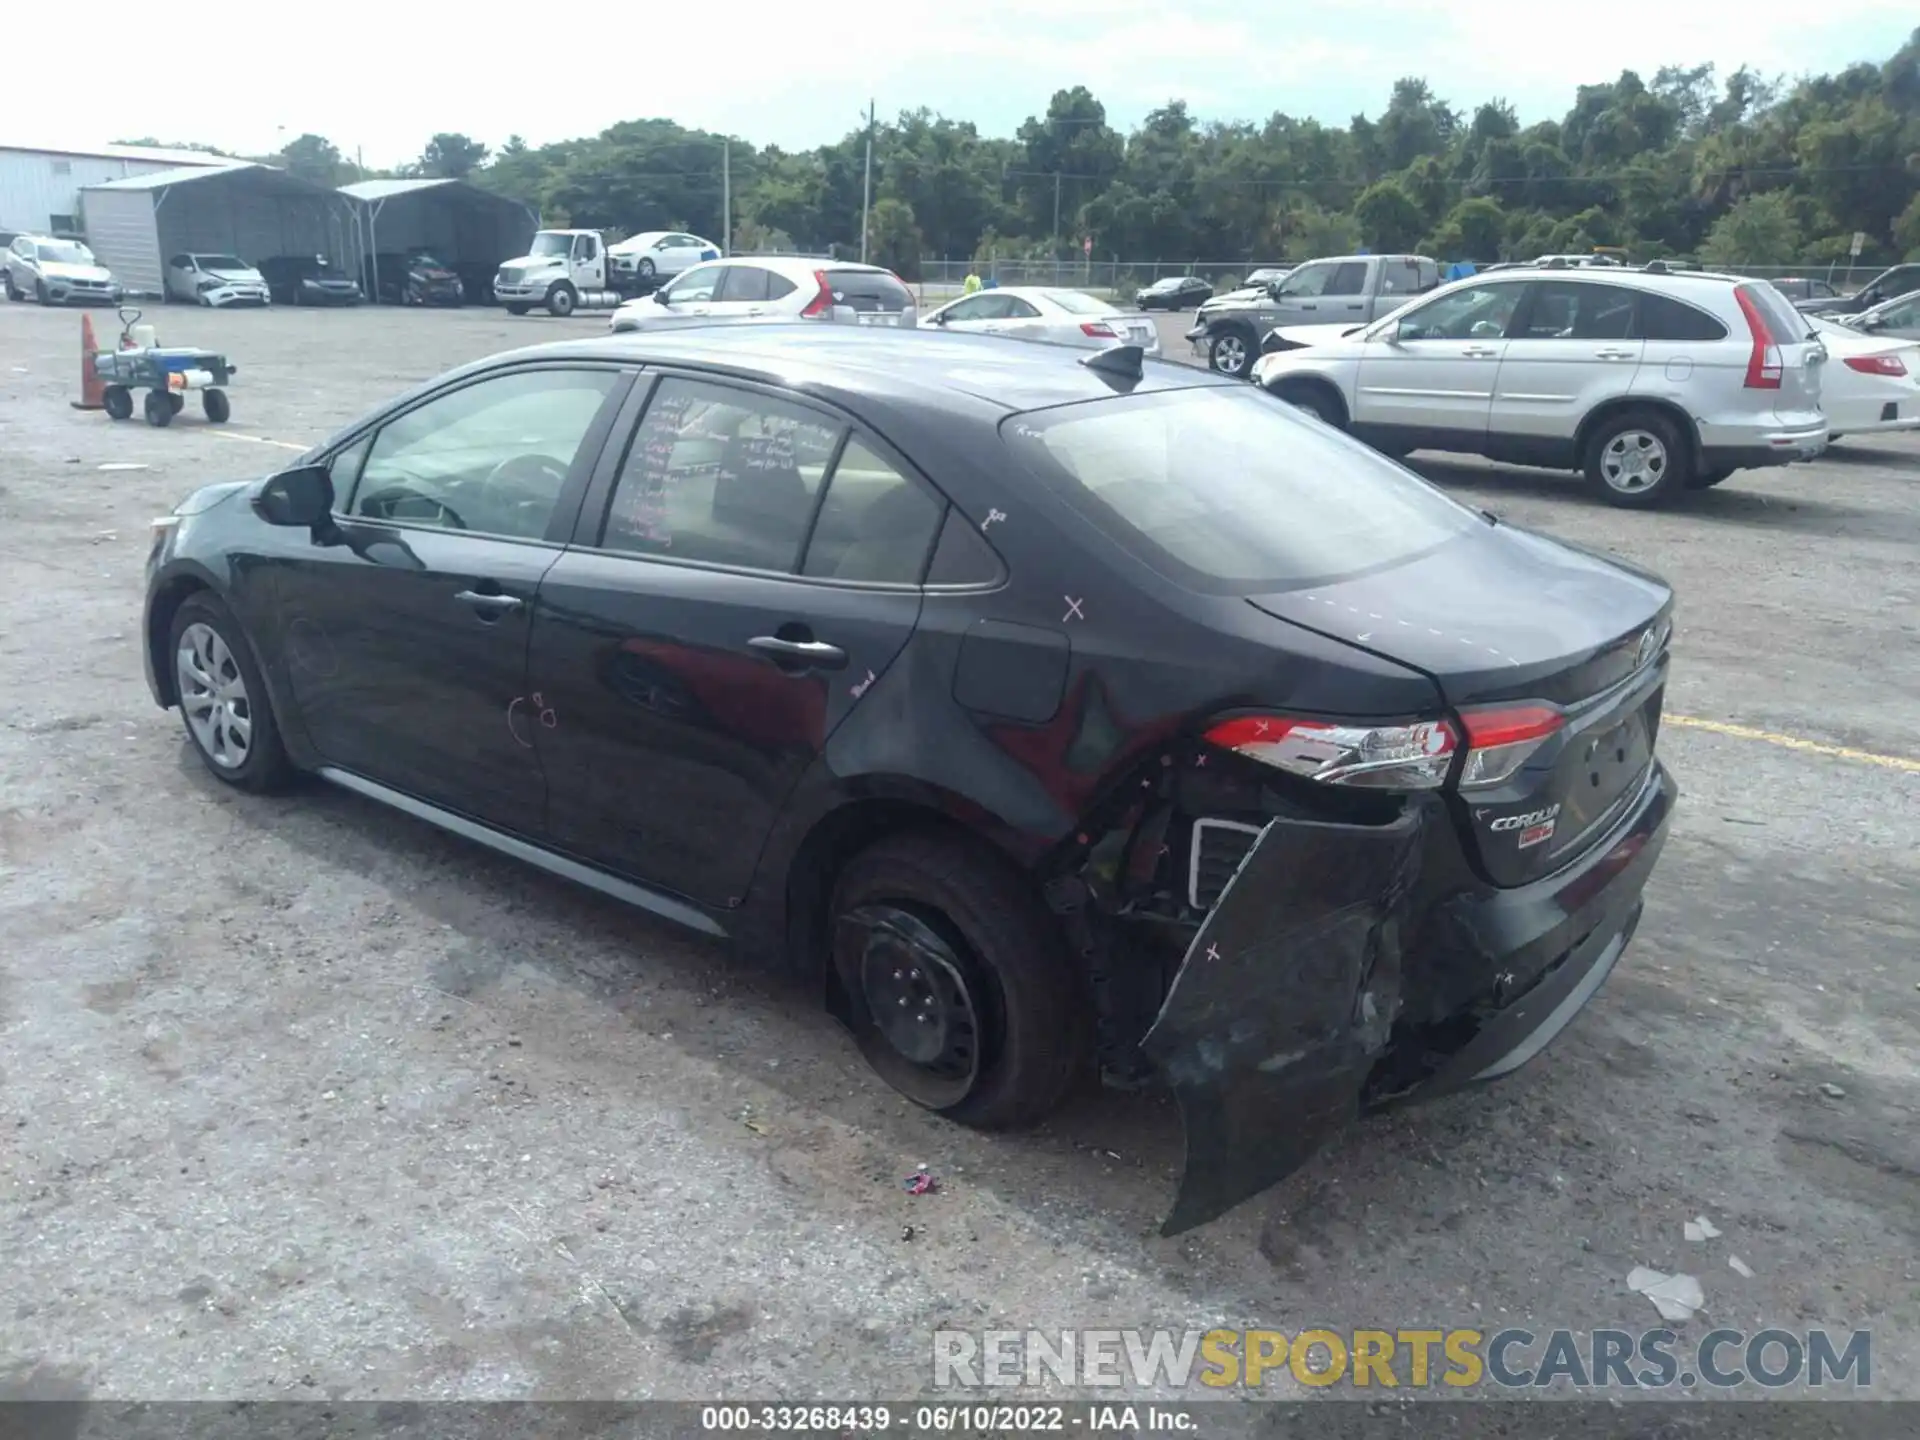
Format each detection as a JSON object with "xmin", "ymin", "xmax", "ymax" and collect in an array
[
  {"xmin": 209, "ymin": 431, "xmax": 309, "ymax": 452},
  {"xmin": 1665, "ymin": 713, "xmax": 1920, "ymax": 774}
]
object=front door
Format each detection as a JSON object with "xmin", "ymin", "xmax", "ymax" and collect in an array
[
  {"xmin": 1488, "ymin": 279, "xmax": 1645, "ymax": 449},
  {"xmin": 1351, "ymin": 280, "xmax": 1526, "ymax": 444},
  {"xmin": 530, "ymin": 373, "xmax": 946, "ymax": 907},
  {"xmin": 273, "ymin": 364, "xmax": 631, "ymax": 835},
  {"xmin": 644, "ymin": 263, "xmax": 725, "ymax": 326}
]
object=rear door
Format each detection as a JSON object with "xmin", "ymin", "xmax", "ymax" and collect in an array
[
  {"xmin": 706, "ymin": 263, "xmax": 781, "ymax": 322},
  {"xmin": 1488, "ymin": 278, "xmax": 1644, "ymax": 445},
  {"xmin": 528, "ymin": 372, "xmax": 947, "ymax": 906}
]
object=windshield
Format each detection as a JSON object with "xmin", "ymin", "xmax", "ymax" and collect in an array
[
  {"xmin": 409, "ymin": 253, "xmax": 446, "ymax": 269},
  {"xmin": 1148, "ymin": 278, "xmax": 1183, "ymax": 292},
  {"xmin": 529, "ymin": 234, "xmax": 572, "ymax": 257},
  {"xmin": 1003, "ymin": 386, "xmax": 1478, "ymax": 593},
  {"xmin": 1043, "ymin": 290, "xmax": 1114, "ymax": 316},
  {"xmin": 196, "ymin": 255, "xmax": 249, "ymax": 271},
  {"xmin": 40, "ymin": 241, "xmax": 94, "ymax": 265}
]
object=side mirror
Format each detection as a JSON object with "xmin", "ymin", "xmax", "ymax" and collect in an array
[
  {"xmin": 653, "ymin": 289, "xmax": 671, "ymax": 305},
  {"xmin": 255, "ymin": 465, "xmax": 335, "ymax": 528},
  {"xmin": 1860, "ymin": 315, "xmax": 1885, "ymax": 330}
]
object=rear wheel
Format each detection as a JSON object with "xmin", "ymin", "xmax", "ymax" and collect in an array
[
  {"xmin": 202, "ymin": 388, "xmax": 231, "ymax": 424},
  {"xmin": 1207, "ymin": 326, "xmax": 1257, "ymax": 379},
  {"xmin": 144, "ymin": 390, "xmax": 173, "ymax": 427},
  {"xmin": 830, "ymin": 832, "xmax": 1092, "ymax": 1129},
  {"xmin": 1687, "ymin": 465, "xmax": 1734, "ymax": 489},
  {"xmin": 3, "ymin": 272, "xmax": 18, "ymax": 300},
  {"xmin": 102, "ymin": 385, "xmax": 133, "ymax": 421},
  {"xmin": 1585, "ymin": 408, "xmax": 1691, "ymax": 508}
]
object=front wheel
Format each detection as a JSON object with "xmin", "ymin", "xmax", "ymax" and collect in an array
[
  {"xmin": 831, "ymin": 832, "xmax": 1092, "ymax": 1129},
  {"xmin": 1207, "ymin": 327, "xmax": 1256, "ymax": 379},
  {"xmin": 35, "ymin": 278, "xmax": 51, "ymax": 304},
  {"xmin": 546, "ymin": 284, "xmax": 577, "ymax": 318},
  {"xmin": 202, "ymin": 388, "xmax": 231, "ymax": 424},
  {"xmin": 3, "ymin": 272, "xmax": 18, "ymax": 300},
  {"xmin": 102, "ymin": 385, "xmax": 133, "ymax": 421},
  {"xmin": 168, "ymin": 593, "xmax": 294, "ymax": 792},
  {"xmin": 1273, "ymin": 381, "xmax": 1346, "ymax": 429},
  {"xmin": 1585, "ymin": 409, "xmax": 1691, "ymax": 508}
]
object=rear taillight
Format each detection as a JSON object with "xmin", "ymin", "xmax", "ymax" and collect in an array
[
  {"xmin": 800, "ymin": 270, "xmax": 834, "ymax": 318},
  {"xmin": 1843, "ymin": 353, "xmax": 1908, "ymax": 377},
  {"xmin": 1734, "ymin": 286, "xmax": 1783, "ymax": 389},
  {"xmin": 1080, "ymin": 321, "xmax": 1118, "ymax": 338},
  {"xmin": 1456, "ymin": 704, "xmax": 1565, "ymax": 789},
  {"xmin": 1203, "ymin": 714, "xmax": 1458, "ymax": 790}
]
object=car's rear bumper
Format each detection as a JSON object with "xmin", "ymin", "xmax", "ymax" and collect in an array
[{"xmin": 1697, "ymin": 419, "xmax": 1828, "ymax": 469}]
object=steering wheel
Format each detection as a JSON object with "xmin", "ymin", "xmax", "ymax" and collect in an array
[
  {"xmin": 355, "ymin": 487, "xmax": 469, "ymax": 530},
  {"xmin": 485, "ymin": 453, "xmax": 569, "ymax": 495}
]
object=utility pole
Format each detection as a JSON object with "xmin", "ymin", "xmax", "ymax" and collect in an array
[
  {"xmin": 860, "ymin": 98, "xmax": 876, "ymax": 264},
  {"xmin": 1052, "ymin": 171, "xmax": 1062, "ymax": 248},
  {"xmin": 721, "ymin": 138, "xmax": 731, "ymax": 256}
]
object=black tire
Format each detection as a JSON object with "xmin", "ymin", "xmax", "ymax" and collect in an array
[
  {"xmin": 3, "ymin": 272, "xmax": 17, "ymax": 300},
  {"xmin": 506, "ymin": 304, "xmax": 530, "ymax": 316},
  {"xmin": 144, "ymin": 390, "xmax": 173, "ymax": 427},
  {"xmin": 1274, "ymin": 381, "xmax": 1345, "ymax": 429},
  {"xmin": 102, "ymin": 385, "xmax": 133, "ymax": 421},
  {"xmin": 35, "ymin": 278, "xmax": 51, "ymax": 304},
  {"xmin": 167, "ymin": 592, "xmax": 295, "ymax": 793},
  {"xmin": 831, "ymin": 831, "xmax": 1093, "ymax": 1129},
  {"xmin": 167, "ymin": 392, "xmax": 185, "ymax": 414},
  {"xmin": 202, "ymin": 388, "xmax": 231, "ymax": 424},
  {"xmin": 1584, "ymin": 407, "xmax": 1692, "ymax": 509},
  {"xmin": 546, "ymin": 284, "xmax": 577, "ymax": 318},
  {"xmin": 1206, "ymin": 325, "xmax": 1258, "ymax": 379},
  {"xmin": 1687, "ymin": 465, "xmax": 1734, "ymax": 489}
]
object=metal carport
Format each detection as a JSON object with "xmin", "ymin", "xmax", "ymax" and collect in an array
[
  {"xmin": 338, "ymin": 179, "xmax": 539, "ymax": 305},
  {"xmin": 79, "ymin": 162, "xmax": 356, "ymax": 299}
]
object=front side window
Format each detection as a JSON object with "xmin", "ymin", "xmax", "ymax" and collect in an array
[
  {"xmin": 1393, "ymin": 283, "xmax": 1524, "ymax": 340},
  {"xmin": 601, "ymin": 379, "xmax": 845, "ymax": 571},
  {"xmin": 1278, "ymin": 262, "xmax": 1335, "ymax": 297},
  {"xmin": 662, "ymin": 265, "xmax": 722, "ymax": 304},
  {"xmin": 942, "ymin": 294, "xmax": 1009, "ymax": 322},
  {"xmin": 1003, "ymin": 386, "xmax": 1478, "ymax": 594},
  {"xmin": 348, "ymin": 368, "xmax": 620, "ymax": 540}
]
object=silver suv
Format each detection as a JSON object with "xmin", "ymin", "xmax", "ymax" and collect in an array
[{"xmin": 1250, "ymin": 263, "xmax": 1828, "ymax": 508}]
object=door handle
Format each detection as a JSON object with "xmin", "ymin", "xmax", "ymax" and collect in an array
[
  {"xmin": 1594, "ymin": 348, "xmax": 1636, "ymax": 359},
  {"xmin": 454, "ymin": 589, "xmax": 523, "ymax": 615},
  {"xmin": 1462, "ymin": 346, "xmax": 1500, "ymax": 358},
  {"xmin": 1298, "ymin": 303, "xmax": 1317, "ymax": 311},
  {"xmin": 748, "ymin": 635, "xmax": 848, "ymax": 671}
]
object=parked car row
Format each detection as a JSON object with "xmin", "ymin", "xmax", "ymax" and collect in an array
[{"xmin": 1240, "ymin": 260, "xmax": 1916, "ymax": 509}]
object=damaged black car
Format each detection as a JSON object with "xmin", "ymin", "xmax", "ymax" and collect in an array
[{"xmin": 139, "ymin": 326, "xmax": 1677, "ymax": 1234}]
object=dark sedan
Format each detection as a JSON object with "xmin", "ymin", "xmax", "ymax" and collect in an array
[
  {"xmin": 1134, "ymin": 275, "xmax": 1214, "ymax": 310},
  {"xmin": 259, "ymin": 255, "xmax": 363, "ymax": 306},
  {"xmin": 364, "ymin": 251, "xmax": 465, "ymax": 306},
  {"xmin": 140, "ymin": 326, "xmax": 1677, "ymax": 1234}
]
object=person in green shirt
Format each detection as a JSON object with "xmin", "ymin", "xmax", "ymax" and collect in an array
[{"xmin": 962, "ymin": 270, "xmax": 982, "ymax": 295}]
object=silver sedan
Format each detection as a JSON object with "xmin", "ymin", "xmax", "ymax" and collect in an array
[{"xmin": 919, "ymin": 286, "xmax": 1161, "ymax": 355}]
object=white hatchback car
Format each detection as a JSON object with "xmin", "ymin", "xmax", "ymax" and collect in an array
[
  {"xmin": 609, "ymin": 257, "xmax": 917, "ymax": 334},
  {"xmin": 919, "ymin": 286, "xmax": 1161, "ymax": 355},
  {"xmin": 1250, "ymin": 264, "xmax": 1829, "ymax": 508},
  {"xmin": 166, "ymin": 253, "xmax": 272, "ymax": 307}
]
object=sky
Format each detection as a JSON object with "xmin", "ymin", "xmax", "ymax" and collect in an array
[{"xmin": 20, "ymin": 0, "xmax": 1918, "ymax": 168}]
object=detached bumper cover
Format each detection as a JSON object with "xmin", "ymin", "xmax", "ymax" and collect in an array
[{"xmin": 1144, "ymin": 761, "xmax": 1675, "ymax": 1236}]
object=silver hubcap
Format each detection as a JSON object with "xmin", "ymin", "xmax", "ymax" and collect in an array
[
  {"xmin": 1213, "ymin": 335, "xmax": 1247, "ymax": 373},
  {"xmin": 1600, "ymin": 429, "xmax": 1669, "ymax": 493},
  {"xmin": 177, "ymin": 622, "xmax": 252, "ymax": 769}
]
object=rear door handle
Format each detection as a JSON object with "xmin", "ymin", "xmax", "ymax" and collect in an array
[
  {"xmin": 1594, "ymin": 348, "xmax": 1636, "ymax": 359},
  {"xmin": 1462, "ymin": 346, "xmax": 1500, "ymax": 358},
  {"xmin": 454, "ymin": 589, "xmax": 523, "ymax": 615},
  {"xmin": 748, "ymin": 636, "xmax": 848, "ymax": 670}
]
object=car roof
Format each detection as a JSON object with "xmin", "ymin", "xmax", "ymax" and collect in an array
[{"xmin": 488, "ymin": 324, "xmax": 1232, "ymax": 413}]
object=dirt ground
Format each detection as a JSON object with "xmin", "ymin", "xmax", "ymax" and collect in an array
[{"xmin": 0, "ymin": 298, "xmax": 1916, "ymax": 1404}]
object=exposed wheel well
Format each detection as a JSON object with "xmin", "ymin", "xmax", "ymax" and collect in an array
[
  {"xmin": 1269, "ymin": 375, "xmax": 1351, "ymax": 427},
  {"xmin": 782, "ymin": 798, "xmax": 1045, "ymax": 982},
  {"xmin": 1575, "ymin": 398, "xmax": 1699, "ymax": 472},
  {"xmin": 146, "ymin": 576, "xmax": 212, "ymax": 706}
]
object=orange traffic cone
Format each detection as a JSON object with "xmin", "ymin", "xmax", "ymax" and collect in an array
[{"xmin": 70, "ymin": 312, "xmax": 105, "ymax": 411}]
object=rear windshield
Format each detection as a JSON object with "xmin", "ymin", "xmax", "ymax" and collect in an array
[
  {"xmin": 1044, "ymin": 290, "xmax": 1114, "ymax": 316},
  {"xmin": 1002, "ymin": 386, "xmax": 1479, "ymax": 593},
  {"xmin": 826, "ymin": 269, "xmax": 914, "ymax": 311},
  {"xmin": 1740, "ymin": 282, "xmax": 1815, "ymax": 342}
]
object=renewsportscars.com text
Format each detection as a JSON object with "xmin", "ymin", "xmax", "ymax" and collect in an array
[{"xmin": 932, "ymin": 1327, "xmax": 1872, "ymax": 1391}]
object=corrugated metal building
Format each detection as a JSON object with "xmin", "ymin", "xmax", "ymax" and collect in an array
[
  {"xmin": 81, "ymin": 163, "xmax": 357, "ymax": 297},
  {"xmin": 0, "ymin": 142, "xmax": 230, "ymax": 236},
  {"xmin": 338, "ymin": 178, "xmax": 538, "ymax": 299}
]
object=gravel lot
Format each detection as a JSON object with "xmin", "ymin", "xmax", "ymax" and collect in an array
[{"xmin": 1, "ymin": 299, "xmax": 1917, "ymax": 1403}]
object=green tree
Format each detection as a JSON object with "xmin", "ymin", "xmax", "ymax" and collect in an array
[
  {"xmin": 1427, "ymin": 197, "xmax": 1507, "ymax": 260},
  {"xmin": 273, "ymin": 134, "xmax": 349, "ymax": 186},
  {"xmin": 1354, "ymin": 180, "xmax": 1426, "ymax": 252},
  {"xmin": 420, "ymin": 133, "xmax": 491, "ymax": 179},
  {"xmin": 866, "ymin": 197, "xmax": 923, "ymax": 277},
  {"xmin": 1699, "ymin": 191, "xmax": 1800, "ymax": 265}
]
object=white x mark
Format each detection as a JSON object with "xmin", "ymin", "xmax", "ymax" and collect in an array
[
  {"xmin": 1205, "ymin": 943, "xmax": 1221, "ymax": 963},
  {"xmin": 1062, "ymin": 596, "xmax": 1085, "ymax": 622}
]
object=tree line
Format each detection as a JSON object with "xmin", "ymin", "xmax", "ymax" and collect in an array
[{"xmin": 124, "ymin": 27, "xmax": 1920, "ymax": 277}]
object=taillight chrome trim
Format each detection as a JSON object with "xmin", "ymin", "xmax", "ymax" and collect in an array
[
  {"xmin": 1456, "ymin": 702, "xmax": 1566, "ymax": 790},
  {"xmin": 1202, "ymin": 713, "xmax": 1460, "ymax": 790}
]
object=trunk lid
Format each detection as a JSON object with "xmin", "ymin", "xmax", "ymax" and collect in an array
[
  {"xmin": 1248, "ymin": 523, "xmax": 1672, "ymax": 886},
  {"xmin": 1740, "ymin": 280, "xmax": 1826, "ymax": 418}
]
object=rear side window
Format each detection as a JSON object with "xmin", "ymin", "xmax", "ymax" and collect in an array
[
  {"xmin": 717, "ymin": 266, "xmax": 771, "ymax": 303},
  {"xmin": 1739, "ymin": 282, "xmax": 1812, "ymax": 342},
  {"xmin": 826, "ymin": 269, "xmax": 914, "ymax": 312},
  {"xmin": 1514, "ymin": 281, "xmax": 1638, "ymax": 339},
  {"xmin": 799, "ymin": 439, "xmax": 944, "ymax": 584},
  {"xmin": 1002, "ymin": 387, "xmax": 1478, "ymax": 593},
  {"xmin": 1637, "ymin": 292, "xmax": 1728, "ymax": 342},
  {"xmin": 1380, "ymin": 259, "xmax": 1422, "ymax": 295}
]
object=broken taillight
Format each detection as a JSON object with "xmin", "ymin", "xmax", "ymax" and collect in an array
[
  {"xmin": 1203, "ymin": 714, "xmax": 1459, "ymax": 790},
  {"xmin": 1456, "ymin": 703, "xmax": 1566, "ymax": 789}
]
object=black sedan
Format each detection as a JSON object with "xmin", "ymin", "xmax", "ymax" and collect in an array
[
  {"xmin": 259, "ymin": 255, "xmax": 363, "ymax": 306},
  {"xmin": 1134, "ymin": 275, "xmax": 1214, "ymax": 310},
  {"xmin": 140, "ymin": 326, "xmax": 1677, "ymax": 1234},
  {"xmin": 364, "ymin": 251, "xmax": 465, "ymax": 306}
]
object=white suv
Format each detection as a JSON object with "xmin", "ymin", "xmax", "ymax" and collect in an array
[
  {"xmin": 609, "ymin": 257, "xmax": 917, "ymax": 334},
  {"xmin": 1250, "ymin": 263, "xmax": 1829, "ymax": 508}
]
